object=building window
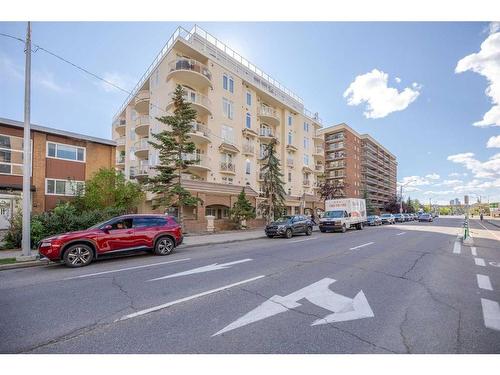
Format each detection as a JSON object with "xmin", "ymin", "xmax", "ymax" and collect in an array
[
  {"xmin": 304, "ymin": 154, "xmax": 310, "ymax": 166},
  {"xmin": 47, "ymin": 142, "xmax": 85, "ymax": 162},
  {"xmin": 303, "ymin": 137, "xmax": 310, "ymax": 149},
  {"xmin": 304, "ymin": 122, "xmax": 309, "ymax": 132},
  {"xmin": 245, "ymin": 159, "xmax": 251, "ymax": 175},
  {"xmin": 221, "ymin": 177, "xmax": 234, "ymax": 185},
  {"xmin": 246, "ymin": 92, "xmax": 252, "ymax": 106},
  {"xmin": 223, "ymin": 98, "xmax": 234, "ymax": 120},
  {"xmin": 288, "ymin": 115, "xmax": 292, "ymax": 126},
  {"xmin": 221, "ymin": 125, "xmax": 234, "ymax": 144},
  {"xmin": 246, "ymin": 113, "xmax": 251, "ymax": 129},
  {"xmin": 288, "ymin": 131, "xmax": 293, "ymax": 145},
  {"xmin": 288, "ymin": 172, "xmax": 292, "ymax": 182},
  {"xmin": 223, "ymin": 74, "xmax": 234, "ymax": 93},
  {"xmin": 0, "ymin": 134, "xmax": 25, "ymax": 176},
  {"xmin": 45, "ymin": 178, "xmax": 84, "ymax": 196}
]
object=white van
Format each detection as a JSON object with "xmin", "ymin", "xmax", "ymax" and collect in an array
[{"xmin": 319, "ymin": 198, "xmax": 367, "ymax": 233}]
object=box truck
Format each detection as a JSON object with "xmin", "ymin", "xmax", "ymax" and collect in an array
[{"xmin": 319, "ymin": 198, "xmax": 367, "ymax": 233}]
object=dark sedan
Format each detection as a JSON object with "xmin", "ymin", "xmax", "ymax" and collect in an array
[
  {"xmin": 367, "ymin": 215, "xmax": 382, "ymax": 226},
  {"xmin": 265, "ymin": 215, "xmax": 313, "ymax": 239}
]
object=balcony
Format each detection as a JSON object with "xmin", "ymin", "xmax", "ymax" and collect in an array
[
  {"xmin": 257, "ymin": 106, "xmax": 280, "ymax": 127},
  {"xmin": 116, "ymin": 153, "xmax": 126, "ymax": 168},
  {"xmin": 135, "ymin": 115, "xmax": 150, "ymax": 137},
  {"xmin": 219, "ymin": 137, "xmax": 240, "ymax": 154},
  {"xmin": 115, "ymin": 136, "xmax": 126, "ymax": 148},
  {"xmin": 167, "ymin": 89, "xmax": 211, "ymax": 117},
  {"xmin": 167, "ymin": 58, "xmax": 212, "ymax": 89},
  {"xmin": 326, "ymin": 153, "xmax": 346, "ymax": 161},
  {"xmin": 313, "ymin": 131, "xmax": 323, "ymax": 141},
  {"xmin": 182, "ymin": 153, "xmax": 211, "ymax": 172},
  {"xmin": 134, "ymin": 138, "xmax": 150, "ymax": 159},
  {"xmin": 187, "ymin": 122, "xmax": 211, "ymax": 144},
  {"xmin": 303, "ymin": 165, "xmax": 314, "ymax": 173},
  {"xmin": 113, "ymin": 118, "xmax": 126, "ymax": 136},
  {"xmin": 220, "ymin": 161, "xmax": 236, "ymax": 174},
  {"xmin": 134, "ymin": 90, "xmax": 150, "ymax": 114},
  {"xmin": 314, "ymin": 164, "xmax": 324, "ymax": 173},
  {"xmin": 259, "ymin": 128, "xmax": 276, "ymax": 142},
  {"xmin": 313, "ymin": 146, "xmax": 324, "ymax": 157},
  {"xmin": 242, "ymin": 143, "xmax": 255, "ymax": 156},
  {"xmin": 130, "ymin": 161, "xmax": 150, "ymax": 179},
  {"xmin": 286, "ymin": 143, "xmax": 298, "ymax": 152},
  {"xmin": 302, "ymin": 179, "xmax": 311, "ymax": 187}
]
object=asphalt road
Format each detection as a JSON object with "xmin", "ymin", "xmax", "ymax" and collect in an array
[{"xmin": 1, "ymin": 217, "xmax": 499, "ymax": 353}]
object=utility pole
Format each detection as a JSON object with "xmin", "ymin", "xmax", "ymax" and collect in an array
[{"xmin": 22, "ymin": 21, "xmax": 32, "ymax": 257}]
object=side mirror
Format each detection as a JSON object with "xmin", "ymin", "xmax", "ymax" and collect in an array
[{"xmin": 103, "ymin": 224, "xmax": 113, "ymax": 232}]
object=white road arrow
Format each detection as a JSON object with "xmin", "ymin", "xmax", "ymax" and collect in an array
[
  {"xmin": 213, "ymin": 278, "xmax": 374, "ymax": 336},
  {"xmin": 147, "ymin": 258, "xmax": 253, "ymax": 281}
]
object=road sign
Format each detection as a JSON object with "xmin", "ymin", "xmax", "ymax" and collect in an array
[
  {"xmin": 213, "ymin": 278, "xmax": 374, "ymax": 336},
  {"xmin": 147, "ymin": 258, "xmax": 253, "ymax": 281}
]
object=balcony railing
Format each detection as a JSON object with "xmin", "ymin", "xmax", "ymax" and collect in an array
[
  {"xmin": 169, "ymin": 58, "xmax": 212, "ymax": 81},
  {"xmin": 189, "ymin": 122, "xmax": 211, "ymax": 137},
  {"xmin": 134, "ymin": 138, "xmax": 150, "ymax": 151},
  {"xmin": 326, "ymin": 153, "xmax": 346, "ymax": 160},
  {"xmin": 258, "ymin": 106, "xmax": 279, "ymax": 120},
  {"xmin": 259, "ymin": 128, "xmax": 275, "ymax": 137},
  {"xmin": 220, "ymin": 161, "xmax": 236, "ymax": 173},
  {"xmin": 169, "ymin": 89, "xmax": 211, "ymax": 109},
  {"xmin": 182, "ymin": 153, "xmax": 210, "ymax": 168},
  {"xmin": 243, "ymin": 143, "xmax": 255, "ymax": 154}
]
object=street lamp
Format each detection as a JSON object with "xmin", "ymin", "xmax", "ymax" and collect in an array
[{"xmin": 399, "ymin": 179, "xmax": 416, "ymax": 213}]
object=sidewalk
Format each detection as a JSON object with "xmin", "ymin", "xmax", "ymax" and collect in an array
[{"xmin": 0, "ymin": 228, "xmax": 267, "ymax": 270}]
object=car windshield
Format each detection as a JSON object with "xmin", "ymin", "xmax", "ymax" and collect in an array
[
  {"xmin": 381, "ymin": 214, "xmax": 391, "ymax": 217},
  {"xmin": 368, "ymin": 216, "xmax": 376, "ymax": 219},
  {"xmin": 274, "ymin": 216, "xmax": 293, "ymax": 223},
  {"xmin": 323, "ymin": 210, "xmax": 344, "ymax": 218}
]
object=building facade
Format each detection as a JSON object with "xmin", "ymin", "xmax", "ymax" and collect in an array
[
  {"xmin": 0, "ymin": 118, "xmax": 115, "ymax": 231},
  {"xmin": 320, "ymin": 123, "xmax": 397, "ymax": 213},
  {"xmin": 112, "ymin": 25, "xmax": 325, "ymax": 232}
]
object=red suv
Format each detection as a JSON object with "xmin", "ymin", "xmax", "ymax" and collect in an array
[{"xmin": 38, "ymin": 214, "xmax": 183, "ymax": 267}]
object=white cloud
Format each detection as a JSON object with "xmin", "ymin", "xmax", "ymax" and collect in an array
[
  {"xmin": 395, "ymin": 77, "xmax": 401, "ymax": 83},
  {"xmin": 98, "ymin": 72, "xmax": 134, "ymax": 93},
  {"xmin": 447, "ymin": 152, "xmax": 500, "ymax": 179},
  {"xmin": 455, "ymin": 30, "xmax": 500, "ymax": 127},
  {"xmin": 423, "ymin": 190, "xmax": 454, "ymax": 196},
  {"xmin": 343, "ymin": 69, "xmax": 421, "ymax": 119},
  {"xmin": 34, "ymin": 71, "xmax": 71, "ymax": 93},
  {"xmin": 448, "ymin": 172, "xmax": 461, "ymax": 177},
  {"xmin": 425, "ymin": 173, "xmax": 440, "ymax": 180},
  {"xmin": 435, "ymin": 179, "xmax": 463, "ymax": 187},
  {"xmin": 490, "ymin": 22, "xmax": 500, "ymax": 34},
  {"xmin": 487, "ymin": 135, "xmax": 500, "ymax": 148}
]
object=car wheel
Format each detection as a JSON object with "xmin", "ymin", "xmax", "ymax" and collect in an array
[
  {"xmin": 266, "ymin": 234, "xmax": 274, "ymax": 238},
  {"xmin": 320, "ymin": 228, "xmax": 326, "ymax": 233},
  {"xmin": 285, "ymin": 228, "xmax": 293, "ymax": 239},
  {"xmin": 358, "ymin": 222, "xmax": 364, "ymax": 230},
  {"xmin": 154, "ymin": 236, "xmax": 175, "ymax": 256},
  {"xmin": 341, "ymin": 224, "xmax": 347, "ymax": 233},
  {"xmin": 63, "ymin": 244, "xmax": 94, "ymax": 268},
  {"xmin": 305, "ymin": 226, "xmax": 313, "ymax": 236}
]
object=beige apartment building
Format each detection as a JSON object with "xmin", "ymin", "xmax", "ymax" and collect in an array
[
  {"xmin": 320, "ymin": 123, "xmax": 397, "ymax": 213},
  {"xmin": 112, "ymin": 26, "xmax": 325, "ymax": 232}
]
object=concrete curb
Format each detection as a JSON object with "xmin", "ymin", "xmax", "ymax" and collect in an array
[
  {"xmin": 0, "ymin": 259, "xmax": 50, "ymax": 271},
  {"xmin": 0, "ymin": 234, "xmax": 267, "ymax": 271}
]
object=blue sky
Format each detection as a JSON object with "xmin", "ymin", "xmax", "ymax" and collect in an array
[{"xmin": 1, "ymin": 22, "xmax": 499, "ymax": 205}]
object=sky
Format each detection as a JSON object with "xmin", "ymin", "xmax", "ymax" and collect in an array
[{"xmin": 0, "ymin": 21, "xmax": 499, "ymax": 205}]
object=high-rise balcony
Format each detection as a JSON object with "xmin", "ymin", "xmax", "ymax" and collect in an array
[
  {"xmin": 313, "ymin": 146, "xmax": 324, "ymax": 157},
  {"xmin": 167, "ymin": 58, "xmax": 212, "ymax": 90},
  {"xmin": 187, "ymin": 122, "xmax": 211, "ymax": 144},
  {"xmin": 134, "ymin": 138, "xmax": 150, "ymax": 159},
  {"xmin": 167, "ymin": 89, "xmax": 212, "ymax": 117},
  {"xmin": 115, "ymin": 136, "xmax": 126, "ymax": 148},
  {"xmin": 182, "ymin": 153, "xmax": 211, "ymax": 172},
  {"xmin": 113, "ymin": 118, "xmax": 126, "ymax": 136},
  {"xmin": 302, "ymin": 179, "xmax": 311, "ymax": 187},
  {"xmin": 130, "ymin": 161, "xmax": 150, "ymax": 179},
  {"xmin": 135, "ymin": 115, "xmax": 150, "ymax": 137},
  {"xmin": 259, "ymin": 127, "xmax": 276, "ymax": 142},
  {"xmin": 257, "ymin": 106, "xmax": 280, "ymax": 127},
  {"xmin": 220, "ymin": 161, "xmax": 236, "ymax": 174},
  {"xmin": 242, "ymin": 143, "xmax": 255, "ymax": 156},
  {"xmin": 134, "ymin": 90, "xmax": 150, "ymax": 114}
]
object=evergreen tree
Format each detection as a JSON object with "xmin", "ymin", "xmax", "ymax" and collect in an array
[
  {"xmin": 230, "ymin": 188, "xmax": 256, "ymax": 229},
  {"xmin": 258, "ymin": 138, "xmax": 286, "ymax": 223},
  {"xmin": 144, "ymin": 84, "xmax": 201, "ymax": 229},
  {"xmin": 363, "ymin": 189, "xmax": 375, "ymax": 215}
]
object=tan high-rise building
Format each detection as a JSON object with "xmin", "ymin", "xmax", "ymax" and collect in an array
[
  {"xmin": 320, "ymin": 123, "xmax": 397, "ymax": 213},
  {"xmin": 112, "ymin": 26, "xmax": 325, "ymax": 231}
]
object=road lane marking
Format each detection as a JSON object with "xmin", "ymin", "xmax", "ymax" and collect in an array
[
  {"xmin": 349, "ymin": 242, "xmax": 374, "ymax": 250},
  {"xmin": 471, "ymin": 247, "xmax": 477, "ymax": 256},
  {"xmin": 147, "ymin": 258, "xmax": 253, "ymax": 281},
  {"xmin": 481, "ymin": 298, "xmax": 500, "ymax": 331},
  {"xmin": 477, "ymin": 274, "xmax": 493, "ymax": 291},
  {"xmin": 453, "ymin": 241, "xmax": 461, "ymax": 254},
  {"xmin": 396, "ymin": 232, "xmax": 406, "ymax": 236},
  {"xmin": 477, "ymin": 221, "xmax": 500, "ymax": 241},
  {"xmin": 475, "ymin": 258, "xmax": 486, "ymax": 267},
  {"xmin": 213, "ymin": 278, "xmax": 374, "ymax": 336},
  {"xmin": 289, "ymin": 238, "xmax": 317, "ymax": 243},
  {"xmin": 64, "ymin": 258, "xmax": 191, "ymax": 280},
  {"xmin": 116, "ymin": 275, "xmax": 265, "ymax": 322}
]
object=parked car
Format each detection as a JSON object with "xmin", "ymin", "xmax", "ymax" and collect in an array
[
  {"xmin": 38, "ymin": 214, "xmax": 183, "ymax": 267},
  {"xmin": 367, "ymin": 215, "xmax": 382, "ymax": 226},
  {"xmin": 265, "ymin": 215, "xmax": 314, "ymax": 239},
  {"xmin": 419, "ymin": 213, "xmax": 433, "ymax": 222},
  {"xmin": 319, "ymin": 198, "xmax": 367, "ymax": 233},
  {"xmin": 380, "ymin": 213, "xmax": 395, "ymax": 224},
  {"xmin": 393, "ymin": 213, "xmax": 405, "ymax": 223}
]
